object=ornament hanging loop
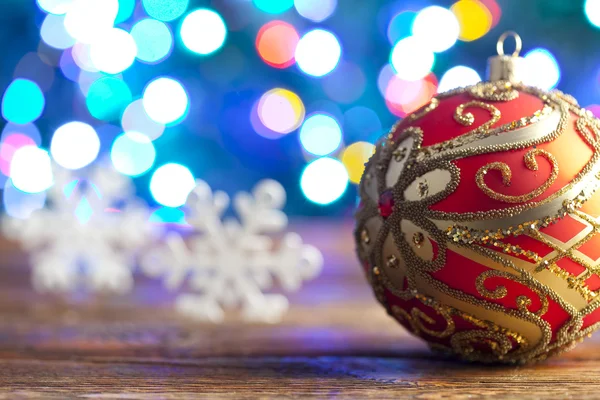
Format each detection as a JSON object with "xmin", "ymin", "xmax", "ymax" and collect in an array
[
  {"xmin": 496, "ymin": 31, "xmax": 522, "ymax": 57},
  {"xmin": 487, "ymin": 31, "xmax": 525, "ymax": 83}
]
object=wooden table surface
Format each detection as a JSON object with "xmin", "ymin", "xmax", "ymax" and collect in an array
[{"xmin": 2, "ymin": 220, "xmax": 600, "ymax": 399}]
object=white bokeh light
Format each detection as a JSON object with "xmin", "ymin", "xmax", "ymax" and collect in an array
[
  {"xmin": 122, "ymin": 99, "xmax": 165, "ymax": 140},
  {"xmin": 412, "ymin": 6, "xmax": 459, "ymax": 53},
  {"xmin": 524, "ymin": 48, "xmax": 561, "ymax": 91},
  {"xmin": 37, "ymin": 0, "xmax": 74, "ymax": 15},
  {"xmin": 295, "ymin": 29, "xmax": 341, "ymax": 77},
  {"xmin": 142, "ymin": 77, "xmax": 189, "ymax": 124},
  {"xmin": 294, "ymin": 0, "xmax": 337, "ymax": 22},
  {"xmin": 150, "ymin": 163, "xmax": 196, "ymax": 207},
  {"xmin": 585, "ymin": 0, "xmax": 600, "ymax": 28},
  {"xmin": 50, "ymin": 122, "xmax": 100, "ymax": 170},
  {"xmin": 40, "ymin": 14, "xmax": 76, "ymax": 50},
  {"xmin": 10, "ymin": 146, "xmax": 53, "ymax": 194},
  {"xmin": 64, "ymin": 0, "xmax": 118, "ymax": 44},
  {"xmin": 300, "ymin": 157, "xmax": 348, "ymax": 205},
  {"xmin": 390, "ymin": 36, "xmax": 434, "ymax": 81},
  {"xmin": 180, "ymin": 9, "xmax": 227, "ymax": 55},
  {"xmin": 111, "ymin": 131, "xmax": 156, "ymax": 176},
  {"xmin": 90, "ymin": 28, "xmax": 137, "ymax": 74},
  {"xmin": 438, "ymin": 65, "xmax": 481, "ymax": 92}
]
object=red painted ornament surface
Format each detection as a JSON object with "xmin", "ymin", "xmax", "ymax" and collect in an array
[{"xmin": 354, "ymin": 81, "xmax": 600, "ymax": 363}]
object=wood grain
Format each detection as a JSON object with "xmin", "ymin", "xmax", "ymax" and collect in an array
[{"xmin": 1, "ymin": 221, "xmax": 600, "ymax": 399}]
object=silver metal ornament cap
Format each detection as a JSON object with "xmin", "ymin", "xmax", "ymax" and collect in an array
[{"xmin": 486, "ymin": 31, "xmax": 526, "ymax": 83}]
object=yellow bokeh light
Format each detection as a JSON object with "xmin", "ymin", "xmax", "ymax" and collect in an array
[
  {"xmin": 341, "ymin": 141, "xmax": 376, "ymax": 184},
  {"xmin": 451, "ymin": 0, "xmax": 492, "ymax": 42}
]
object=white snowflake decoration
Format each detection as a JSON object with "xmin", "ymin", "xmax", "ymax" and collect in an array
[
  {"xmin": 3, "ymin": 164, "xmax": 152, "ymax": 293},
  {"xmin": 142, "ymin": 179, "xmax": 323, "ymax": 323}
]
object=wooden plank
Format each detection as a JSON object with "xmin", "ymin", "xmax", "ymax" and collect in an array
[{"xmin": 1, "ymin": 221, "xmax": 600, "ymax": 398}]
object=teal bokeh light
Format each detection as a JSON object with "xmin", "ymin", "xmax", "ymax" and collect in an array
[
  {"xmin": 1, "ymin": 79, "xmax": 45, "ymax": 125},
  {"xmin": 131, "ymin": 18, "xmax": 173, "ymax": 63},
  {"xmin": 86, "ymin": 77, "xmax": 132, "ymax": 121},
  {"xmin": 142, "ymin": 0, "xmax": 189, "ymax": 21},
  {"xmin": 115, "ymin": 0, "xmax": 136, "ymax": 23},
  {"xmin": 252, "ymin": 0, "xmax": 293, "ymax": 14}
]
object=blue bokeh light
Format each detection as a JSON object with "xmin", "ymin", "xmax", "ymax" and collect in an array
[
  {"xmin": 299, "ymin": 114, "xmax": 343, "ymax": 156},
  {"xmin": 2, "ymin": 79, "xmax": 45, "ymax": 125}
]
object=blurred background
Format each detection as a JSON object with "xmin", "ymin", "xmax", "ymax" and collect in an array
[{"xmin": 0, "ymin": 0, "xmax": 599, "ymax": 220}]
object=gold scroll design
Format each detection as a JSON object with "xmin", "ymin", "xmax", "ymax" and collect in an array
[
  {"xmin": 475, "ymin": 270, "xmax": 549, "ymax": 317},
  {"xmin": 468, "ymin": 81, "xmax": 519, "ymax": 102},
  {"xmin": 391, "ymin": 293, "xmax": 528, "ymax": 359},
  {"xmin": 475, "ymin": 148, "xmax": 559, "ymax": 204},
  {"xmin": 454, "ymin": 100, "xmax": 501, "ymax": 131},
  {"xmin": 576, "ymin": 116, "xmax": 600, "ymax": 147}
]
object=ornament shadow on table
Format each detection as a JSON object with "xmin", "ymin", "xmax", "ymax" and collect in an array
[
  {"xmin": 355, "ymin": 31, "xmax": 600, "ymax": 363},
  {"xmin": 2, "ymin": 163, "xmax": 322, "ymax": 324},
  {"xmin": 141, "ymin": 179, "xmax": 323, "ymax": 324}
]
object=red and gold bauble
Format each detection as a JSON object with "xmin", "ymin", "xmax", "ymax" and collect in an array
[{"xmin": 354, "ymin": 32, "xmax": 600, "ymax": 363}]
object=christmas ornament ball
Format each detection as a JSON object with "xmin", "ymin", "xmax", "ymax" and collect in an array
[{"xmin": 354, "ymin": 32, "xmax": 600, "ymax": 363}]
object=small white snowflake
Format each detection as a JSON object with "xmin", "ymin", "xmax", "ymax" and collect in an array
[
  {"xmin": 3, "ymin": 163, "xmax": 152, "ymax": 293},
  {"xmin": 142, "ymin": 179, "xmax": 323, "ymax": 323}
]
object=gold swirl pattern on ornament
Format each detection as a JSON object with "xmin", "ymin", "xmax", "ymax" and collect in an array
[
  {"xmin": 454, "ymin": 101, "xmax": 501, "ymax": 128},
  {"xmin": 391, "ymin": 292, "xmax": 529, "ymax": 361},
  {"xmin": 469, "ymin": 81, "xmax": 519, "ymax": 102},
  {"xmin": 576, "ymin": 116, "xmax": 600, "ymax": 147},
  {"xmin": 451, "ymin": 330, "xmax": 514, "ymax": 360},
  {"xmin": 475, "ymin": 148, "xmax": 559, "ymax": 204},
  {"xmin": 475, "ymin": 270, "xmax": 549, "ymax": 316},
  {"xmin": 405, "ymin": 97, "xmax": 439, "ymax": 123},
  {"xmin": 392, "ymin": 305, "xmax": 455, "ymax": 338}
]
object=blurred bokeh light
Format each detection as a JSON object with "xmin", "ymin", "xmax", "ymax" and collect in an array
[
  {"xmin": 131, "ymin": 19, "xmax": 174, "ymax": 64},
  {"xmin": 412, "ymin": 6, "xmax": 459, "ymax": 52},
  {"xmin": 301, "ymin": 157, "xmax": 348, "ymax": 205},
  {"xmin": 180, "ymin": 9, "xmax": 227, "ymax": 55},
  {"xmin": 2, "ymin": 79, "xmax": 45, "ymax": 125},
  {"xmin": 256, "ymin": 88, "xmax": 305, "ymax": 136},
  {"xmin": 524, "ymin": 48, "xmax": 561, "ymax": 90},
  {"xmin": 451, "ymin": 0, "xmax": 492, "ymax": 42},
  {"xmin": 10, "ymin": 146, "xmax": 53, "ymax": 194},
  {"xmin": 299, "ymin": 114, "xmax": 342, "ymax": 157},
  {"xmin": 390, "ymin": 36, "xmax": 435, "ymax": 81},
  {"xmin": 150, "ymin": 163, "xmax": 195, "ymax": 207},
  {"xmin": 295, "ymin": 29, "xmax": 341, "ymax": 77},
  {"xmin": 142, "ymin": 0, "xmax": 189, "ymax": 22},
  {"xmin": 142, "ymin": 77, "xmax": 189, "ymax": 125},
  {"xmin": 51, "ymin": 122, "xmax": 100, "ymax": 170},
  {"xmin": 341, "ymin": 142, "xmax": 375, "ymax": 184},
  {"xmin": 111, "ymin": 132, "xmax": 156, "ymax": 176},
  {"xmin": 256, "ymin": 21, "xmax": 299, "ymax": 69},
  {"xmin": 438, "ymin": 65, "xmax": 481, "ymax": 92},
  {"xmin": 2, "ymin": 0, "xmax": 597, "ymax": 216},
  {"xmin": 294, "ymin": 0, "xmax": 337, "ymax": 22}
]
